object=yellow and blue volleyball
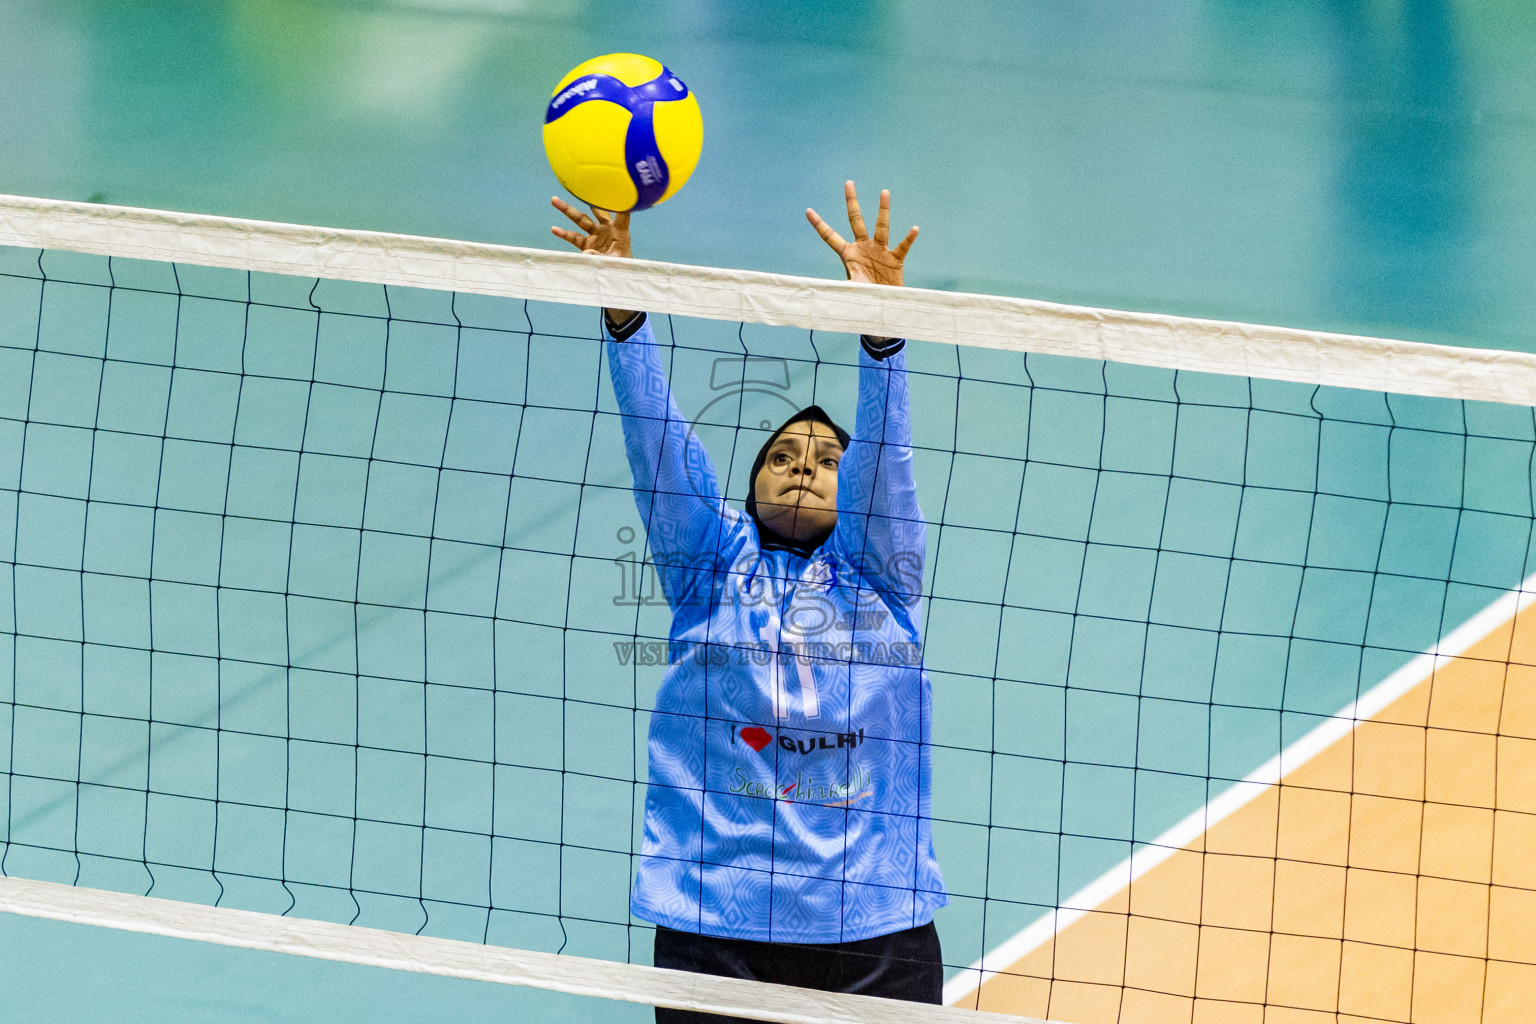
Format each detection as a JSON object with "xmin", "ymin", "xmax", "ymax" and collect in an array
[{"xmin": 543, "ymin": 53, "xmax": 703, "ymax": 213}]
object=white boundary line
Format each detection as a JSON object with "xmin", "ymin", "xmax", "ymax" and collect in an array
[
  {"xmin": 0, "ymin": 874, "xmax": 1040, "ymax": 1024},
  {"xmin": 3, "ymin": 193, "xmax": 1536, "ymax": 406},
  {"xmin": 943, "ymin": 572, "xmax": 1536, "ymax": 1008}
]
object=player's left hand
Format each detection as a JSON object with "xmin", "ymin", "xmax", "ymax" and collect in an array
[
  {"xmin": 550, "ymin": 197, "xmax": 632, "ymax": 258},
  {"xmin": 806, "ymin": 181, "xmax": 918, "ymax": 287}
]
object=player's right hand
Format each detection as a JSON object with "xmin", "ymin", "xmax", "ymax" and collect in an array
[{"xmin": 551, "ymin": 197, "xmax": 632, "ymax": 259}]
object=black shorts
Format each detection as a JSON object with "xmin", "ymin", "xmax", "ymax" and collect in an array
[{"xmin": 651, "ymin": 921, "xmax": 943, "ymax": 1024}]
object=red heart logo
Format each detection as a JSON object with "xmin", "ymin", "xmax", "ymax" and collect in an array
[{"xmin": 740, "ymin": 727, "xmax": 772, "ymax": 752}]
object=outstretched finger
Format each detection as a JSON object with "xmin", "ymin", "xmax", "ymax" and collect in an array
[
  {"xmin": 615, "ymin": 210, "xmax": 631, "ymax": 232},
  {"xmin": 589, "ymin": 205, "xmax": 612, "ymax": 225},
  {"xmin": 551, "ymin": 225, "xmax": 588, "ymax": 250},
  {"xmin": 893, "ymin": 225, "xmax": 920, "ymax": 261},
  {"xmin": 806, "ymin": 207, "xmax": 848, "ymax": 253},
  {"xmin": 873, "ymin": 189, "xmax": 891, "ymax": 246},
  {"xmin": 551, "ymin": 197, "xmax": 594, "ymax": 232},
  {"xmin": 843, "ymin": 180, "xmax": 868, "ymax": 241}
]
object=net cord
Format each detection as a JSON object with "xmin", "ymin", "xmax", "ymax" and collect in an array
[
  {"xmin": 0, "ymin": 873, "xmax": 1038, "ymax": 1024},
  {"xmin": 3, "ymin": 193, "xmax": 1535, "ymax": 407},
  {"xmin": 5, "ymin": 194, "xmax": 1534, "ymax": 1018},
  {"xmin": 943, "ymin": 569, "xmax": 1536, "ymax": 1007},
  {"xmin": 0, "ymin": 195, "xmax": 1054, "ymax": 1023}
]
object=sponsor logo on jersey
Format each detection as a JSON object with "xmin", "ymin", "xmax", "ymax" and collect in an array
[
  {"xmin": 739, "ymin": 726, "xmax": 772, "ymax": 751},
  {"xmin": 728, "ymin": 764, "xmax": 873, "ymax": 806},
  {"xmin": 732, "ymin": 724, "xmax": 865, "ymax": 754}
]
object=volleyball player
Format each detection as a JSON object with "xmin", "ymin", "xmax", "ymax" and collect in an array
[{"xmin": 551, "ymin": 182, "xmax": 945, "ymax": 1022}]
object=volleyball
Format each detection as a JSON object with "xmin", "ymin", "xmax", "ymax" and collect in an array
[{"xmin": 542, "ymin": 53, "xmax": 703, "ymax": 213}]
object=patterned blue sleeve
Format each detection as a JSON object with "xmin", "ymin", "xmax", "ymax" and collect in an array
[
  {"xmin": 830, "ymin": 339, "xmax": 926, "ymax": 623},
  {"xmin": 606, "ymin": 315, "xmax": 740, "ymax": 610}
]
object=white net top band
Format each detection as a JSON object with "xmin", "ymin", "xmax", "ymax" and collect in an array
[
  {"xmin": 0, "ymin": 875, "xmax": 1038, "ymax": 1024},
  {"xmin": 2, "ymin": 193, "xmax": 1533, "ymax": 407}
]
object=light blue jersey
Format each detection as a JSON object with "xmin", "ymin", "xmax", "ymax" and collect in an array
[{"xmin": 607, "ymin": 316, "xmax": 946, "ymax": 944}]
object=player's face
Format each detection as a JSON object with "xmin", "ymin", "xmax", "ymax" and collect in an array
[{"xmin": 754, "ymin": 420, "xmax": 843, "ymax": 542}]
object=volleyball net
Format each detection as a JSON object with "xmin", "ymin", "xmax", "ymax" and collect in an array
[{"xmin": 3, "ymin": 194, "xmax": 1536, "ymax": 1024}]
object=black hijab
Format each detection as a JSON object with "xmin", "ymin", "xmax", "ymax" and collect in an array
[{"xmin": 744, "ymin": 405, "xmax": 851, "ymax": 558}]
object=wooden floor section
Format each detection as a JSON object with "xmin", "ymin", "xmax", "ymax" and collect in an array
[{"xmin": 955, "ymin": 597, "xmax": 1536, "ymax": 1024}]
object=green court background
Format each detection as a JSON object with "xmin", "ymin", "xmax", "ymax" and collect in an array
[{"xmin": 3, "ymin": 2, "xmax": 1536, "ymax": 1022}]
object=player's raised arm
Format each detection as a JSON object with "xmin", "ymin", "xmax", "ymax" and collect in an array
[
  {"xmin": 551, "ymin": 198, "xmax": 734, "ymax": 608},
  {"xmin": 811, "ymin": 183, "xmax": 926, "ymax": 616},
  {"xmin": 550, "ymin": 197, "xmax": 638, "ymax": 325}
]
